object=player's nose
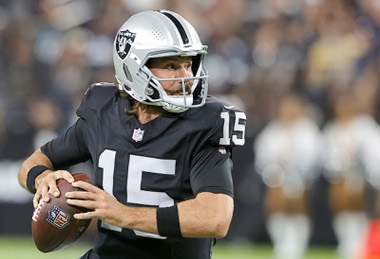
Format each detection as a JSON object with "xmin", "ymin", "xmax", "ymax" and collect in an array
[
  {"xmin": 176, "ymin": 66, "xmax": 193, "ymax": 88},
  {"xmin": 176, "ymin": 65, "xmax": 191, "ymax": 78}
]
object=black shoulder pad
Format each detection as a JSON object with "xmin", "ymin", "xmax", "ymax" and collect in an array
[{"xmin": 77, "ymin": 82, "xmax": 119, "ymax": 117}]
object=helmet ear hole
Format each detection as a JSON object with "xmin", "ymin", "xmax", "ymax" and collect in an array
[{"xmin": 146, "ymin": 80, "xmax": 161, "ymax": 101}]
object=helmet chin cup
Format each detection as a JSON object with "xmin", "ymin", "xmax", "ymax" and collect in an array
[
  {"xmin": 113, "ymin": 10, "xmax": 208, "ymax": 113},
  {"xmin": 161, "ymin": 94, "xmax": 194, "ymax": 113}
]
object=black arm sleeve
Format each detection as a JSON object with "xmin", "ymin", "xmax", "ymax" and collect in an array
[
  {"xmin": 190, "ymin": 147, "xmax": 234, "ymax": 198},
  {"xmin": 41, "ymin": 118, "xmax": 91, "ymax": 169}
]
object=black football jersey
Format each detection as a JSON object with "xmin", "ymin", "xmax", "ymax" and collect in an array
[{"xmin": 41, "ymin": 83, "xmax": 246, "ymax": 259}]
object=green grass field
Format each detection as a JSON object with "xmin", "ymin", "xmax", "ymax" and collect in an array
[{"xmin": 0, "ymin": 236, "xmax": 339, "ymax": 259}]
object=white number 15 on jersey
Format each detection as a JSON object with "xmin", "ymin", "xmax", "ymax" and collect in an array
[{"xmin": 219, "ymin": 111, "xmax": 246, "ymax": 146}]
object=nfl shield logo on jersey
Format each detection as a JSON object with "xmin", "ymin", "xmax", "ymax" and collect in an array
[
  {"xmin": 46, "ymin": 205, "xmax": 70, "ymax": 229},
  {"xmin": 132, "ymin": 128, "xmax": 144, "ymax": 142}
]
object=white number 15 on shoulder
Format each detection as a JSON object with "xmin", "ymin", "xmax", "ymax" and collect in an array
[{"xmin": 219, "ymin": 111, "xmax": 246, "ymax": 146}]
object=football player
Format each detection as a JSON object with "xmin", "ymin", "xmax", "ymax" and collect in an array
[
  {"xmin": 18, "ymin": 10, "xmax": 246, "ymax": 259},
  {"xmin": 321, "ymin": 93, "xmax": 380, "ymax": 259},
  {"xmin": 254, "ymin": 94, "xmax": 322, "ymax": 259}
]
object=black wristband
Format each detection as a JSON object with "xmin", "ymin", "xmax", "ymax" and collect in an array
[
  {"xmin": 26, "ymin": 165, "xmax": 50, "ymax": 194},
  {"xmin": 156, "ymin": 205, "xmax": 182, "ymax": 237}
]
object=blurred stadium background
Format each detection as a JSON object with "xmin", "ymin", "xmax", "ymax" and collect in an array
[{"xmin": 1, "ymin": 0, "xmax": 380, "ymax": 258}]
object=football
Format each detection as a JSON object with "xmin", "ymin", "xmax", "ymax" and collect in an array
[{"xmin": 31, "ymin": 173, "xmax": 92, "ymax": 253}]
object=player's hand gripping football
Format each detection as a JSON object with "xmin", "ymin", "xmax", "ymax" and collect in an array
[
  {"xmin": 65, "ymin": 181, "xmax": 127, "ymax": 228},
  {"xmin": 33, "ymin": 170, "xmax": 74, "ymax": 208}
]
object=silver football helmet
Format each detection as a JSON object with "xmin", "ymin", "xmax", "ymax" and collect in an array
[{"xmin": 113, "ymin": 10, "xmax": 209, "ymax": 113}]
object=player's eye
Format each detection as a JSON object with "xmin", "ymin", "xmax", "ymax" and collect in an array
[
  {"xmin": 184, "ymin": 62, "xmax": 192, "ymax": 70},
  {"xmin": 166, "ymin": 64, "xmax": 175, "ymax": 70}
]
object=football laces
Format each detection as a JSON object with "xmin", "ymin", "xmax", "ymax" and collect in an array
[{"xmin": 32, "ymin": 198, "xmax": 45, "ymax": 222}]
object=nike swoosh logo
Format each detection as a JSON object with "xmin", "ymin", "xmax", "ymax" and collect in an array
[{"xmin": 223, "ymin": 105, "xmax": 235, "ymax": 109}]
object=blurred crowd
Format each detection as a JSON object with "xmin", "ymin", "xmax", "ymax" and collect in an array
[{"xmin": 2, "ymin": 0, "xmax": 380, "ymax": 258}]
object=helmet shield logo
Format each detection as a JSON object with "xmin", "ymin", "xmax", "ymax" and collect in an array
[{"xmin": 116, "ymin": 29, "xmax": 136, "ymax": 59}]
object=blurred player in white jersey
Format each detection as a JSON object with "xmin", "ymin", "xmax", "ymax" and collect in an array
[
  {"xmin": 254, "ymin": 93, "xmax": 322, "ymax": 259},
  {"xmin": 322, "ymin": 93, "xmax": 380, "ymax": 259}
]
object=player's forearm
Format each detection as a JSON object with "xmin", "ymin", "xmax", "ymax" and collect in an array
[
  {"xmin": 124, "ymin": 206, "xmax": 158, "ymax": 234},
  {"xmin": 18, "ymin": 148, "xmax": 54, "ymax": 192},
  {"xmin": 124, "ymin": 192, "xmax": 233, "ymax": 238},
  {"xmin": 178, "ymin": 192, "xmax": 234, "ymax": 238},
  {"xmin": 68, "ymin": 180, "xmax": 234, "ymax": 238}
]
